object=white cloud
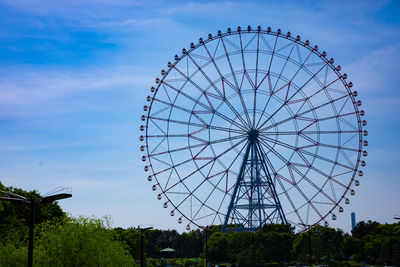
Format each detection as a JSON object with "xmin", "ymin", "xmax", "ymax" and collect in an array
[
  {"xmin": 345, "ymin": 43, "xmax": 400, "ymax": 92},
  {"xmin": 0, "ymin": 65, "xmax": 152, "ymax": 116}
]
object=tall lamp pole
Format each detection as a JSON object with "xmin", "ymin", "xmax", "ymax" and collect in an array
[
  {"xmin": 138, "ymin": 226, "xmax": 153, "ymax": 267},
  {"xmin": 0, "ymin": 190, "xmax": 72, "ymax": 267},
  {"xmin": 299, "ymin": 223, "xmax": 312, "ymax": 267},
  {"xmin": 204, "ymin": 226, "xmax": 211, "ymax": 267}
]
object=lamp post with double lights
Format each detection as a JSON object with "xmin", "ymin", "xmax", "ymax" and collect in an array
[
  {"xmin": 138, "ymin": 226, "xmax": 153, "ymax": 267},
  {"xmin": 0, "ymin": 189, "xmax": 72, "ymax": 267}
]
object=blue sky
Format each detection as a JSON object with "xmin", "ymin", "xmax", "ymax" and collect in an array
[{"xmin": 0, "ymin": 0, "xmax": 399, "ymax": 232}]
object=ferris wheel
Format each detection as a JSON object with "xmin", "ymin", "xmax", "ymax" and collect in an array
[{"xmin": 140, "ymin": 26, "xmax": 367, "ymax": 231}]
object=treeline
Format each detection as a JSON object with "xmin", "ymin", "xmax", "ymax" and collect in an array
[{"xmin": 1, "ymin": 182, "xmax": 400, "ymax": 266}]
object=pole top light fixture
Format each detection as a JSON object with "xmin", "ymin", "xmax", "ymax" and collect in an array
[
  {"xmin": 41, "ymin": 193, "xmax": 72, "ymax": 203},
  {"xmin": 0, "ymin": 187, "xmax": 72, "ymax": 267},
  {"xmin": 0, "ymin": 190, "xmax": 72, "ymax": 204}
]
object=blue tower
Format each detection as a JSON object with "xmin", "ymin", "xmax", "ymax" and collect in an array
[
  {"xmin": 351, "ymin": 212, "xmax": 356, "ymax": 231},
  {"xmin": 222, "ymin": 129, "xmax": 287, "ymax": 232}
]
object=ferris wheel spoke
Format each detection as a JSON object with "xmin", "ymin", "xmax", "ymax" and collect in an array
[
  {"xmin": 149, "ymin": 137, "xmax": 166, "ymax": 155},
  {"xmin": 258, "ymin": 57, "xmax": 328, "ymax": 130},
  {"xmin": 174, "ymin": 63, "xmax": 250, "ymax": 131},
  {"xmin": 151, "ymin": 154, "xmax": 172, "ymax": 167},
  {"xmin": 212, "ymin": 191, "xmax": 229, "ymax": 224},
  {"xmin": 258, "ymin": 138, "xmax": 337, "ymax": 207},
  {"xmin": 340, "ymin": 133, "xmax": 358, "ymax": 150},
  {"xmin": 255, "ymin": 44, "xmax": 314, "ymax": 129},
  {"xmin": 253, "ymin": 33, "xmax": 279, "ymax": 128},
  {"xmin": 164, "ymin": 137, "xmax": 247, "ymax": 214},
  {"xmin": 150, "ymin": 106, "xmax": 170, "ymax": 117},
  {"xmin": 153, "ymin": 97, "xmax": 192, "ymax": 114},
  {"xmin": 162, "ymin": 78, "xmax": 248, "ymax": 132},
  {"xmin": 186, "ymin": 53, "xmax": 250, "ymax": 128},
  {"xmin": 267, "ymin": 32, "xmax": 279, "ymax": 74},
  {"xmin": 271, "ymin": 42, "xmax": 296, "ymax": 93},
  {"xmin": 258, "ymin": 80, "xmax": 346, "ymax": 132},
  {"xmin": 239, "ymin": 31, "xmax": 247, "ymax": 73},
  {"xmin": 163, "ymin": 138, "xmax": 248, "ymax": 193},
  {"xmin": 219, "ymin": 37, "xmax": 240, "ymax": 87},
  {"xmin": 172, "ymin": 164, "xmax": 224, "ymax": 215},
  {"xmin": 148, "ymin": 115, "xmax": 243, "ymax": 135},
  {"xmin": 149, "ymin": 134, "xmax": 246, "ymax": 158},
  {"xmin": 252, "ymin": 32, "xmax": 261, "ymax": 127},
  {"xmin": 318, "ymin": 142, "xmax": 359, "ymax": 152},
  {"xmin": 261, "ymin": 156, "xmax": 327, "ymax": 225},
  {"xmin": 262, "ymin": 130, "xmax": 359, "ymax": 136},
  {"xmin": 189, "ymin": 143, "xmax": 248, "ymax": 224},
  {"xmin": 200, "ymin": 42, "xmax": 252, "ymax": 128},
  {"xmin": 256, "ymin": 143, "xmax": 305, "ymax": 225},
  {"xmin": 339, "ymin": 117, "xmax": 358, "ymax": 130},
  {"xmin": 258, "ymin": 135, "xmax": 354, "ymax": 171},
  {"xmin": 149, "ymin": 116, "xmax": 202, "ymax": 128},
  {"xmin": 259, "ymin": 111, "xmax": 358, "ymax": 135},
  {"xmin": 220, "ymin": 36, "xmax": 253, "ymax": 126},
  {"xmin": 339, "ymin": 148, "xmax": 355, "ymax": 169}
]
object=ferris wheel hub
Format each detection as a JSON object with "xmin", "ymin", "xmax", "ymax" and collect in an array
[{"xmin": 248, "ymin": 129, "xmax": 259, "ymax": 139}]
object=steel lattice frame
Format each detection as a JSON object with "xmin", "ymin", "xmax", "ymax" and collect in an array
[{"xmin": 140, "ymin": 26, "xmax": 367, "ymax": 232}]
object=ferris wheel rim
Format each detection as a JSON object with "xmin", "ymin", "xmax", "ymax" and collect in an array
[{"xmin": 142, "ymin": 26, "xmax": 366, "ymax": 231}]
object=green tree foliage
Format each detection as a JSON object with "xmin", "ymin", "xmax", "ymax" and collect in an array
[
  {"xmin": 361, "ymin": 223, "xmax": 400, "ymax": 265},
  {"xmin": 33, "ymin": 216, "xmax": 134, "ymax": 266},
  {"xmin": 256, "ymin": 230, "xmax": 294, "ymax": 264},
  {"xmin": 341, "ymin": 234, "xmax": 362, "ymax": 260},
  {"xmin": 113, "ymin": 227, "xmax": 141, "ymax": 259},
  {"xmin": 0, "ymin": 216, "xmax": 134, "ymax": 266},
  {"xmin": 144, "ymin": 229, "xmax": 203, "ymax": 258},
  {"xmin": 352, "ymin": 220, "xmax": 380, "ymax": 239},
  {"xmin": 3, "ymin": 182, "xmax": 400, "ymax": 266},
  {"xmin": 206, "ymin": 232, "xmax": 228, "ymax": 263},
  {"xmin": 293, "ymin": 225, "xmax": 345, "ymax": 265}
]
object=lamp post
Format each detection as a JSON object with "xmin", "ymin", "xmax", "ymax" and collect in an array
[
  {"xmin": 204, "ymin": 226, "xmax": 211, "ymax": 267},
  {"xmin": 0, "ymin": 190, "xmax": 72, "ymax": 267},
  {"xmin": 299, "ymin": 223, "xmax": 312, "ymax": 267},
  {"xmin": 138, "ymin": 226, "xmax": 153, "ymax": 267},
  {"xmin": 197, "ymin": 226, "xmax": 210, "ymax": 267}
]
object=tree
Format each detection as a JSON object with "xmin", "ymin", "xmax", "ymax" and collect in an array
[
  {"xmin": 352, "ymin": 220, "xmax": 380, "ymax": 239},
  {"xmin": 341, "ymin": 235, "xmax": 362, "ymax": 260},
  {"xmin": 33, "ymin": 216, "xmax": 134, "ymax": 266},
  {"xmin": 113, "ymin": 227, "xmax": 141, "ymax": 259},
  {"xmin": 206, "ymin": 232, "xmax": 228, "ymax": 263},
  {"xmin": 293, "ymin": 226, "xmax": 344, "ymax": 265},
  {"xmin": 362, "ymin": 223, "xmax": 400, "ymax": 265}
]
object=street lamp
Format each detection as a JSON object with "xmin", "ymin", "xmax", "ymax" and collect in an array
[
  {"xmin": 204, "ymin": 226, "xmax": 211, "ymax": 267},
  {"xmin": 197, "ymin": 226, "xmax": 211, "ymax": 267},
  {"xmin": 299, "ymin": 223, "xmax": 312, "ymax": 267},
  {"xmin": 0, "ymin": 189, "xmax": 72, "ymax": 267},
  {"xmin": 138, "ymin": 226, "xmax": 153, "ymax": 267}
]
